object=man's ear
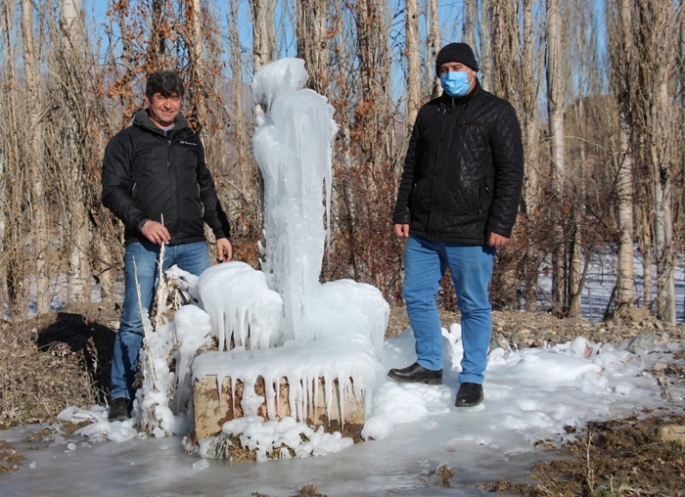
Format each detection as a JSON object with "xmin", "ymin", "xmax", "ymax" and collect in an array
[{"xmin": 143, "ymin": 94, "xmax": 151, "ymax": 107}]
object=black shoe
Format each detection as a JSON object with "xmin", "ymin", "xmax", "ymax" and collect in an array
[
  {"xmin": 388, "ymin": 362, "xmax": 442, "ymax": 385},
  {"xmin": 109, "ymin": 397, "xmax": 131, "ymax": 421},
  {"xmin": 455, "ymin": 382, "xmax": 483, "ymax": 407}
]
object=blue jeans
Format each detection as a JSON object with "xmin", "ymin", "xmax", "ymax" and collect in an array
[
  {"xmin": 110, "ymin": 240, "xmax": 211, "ymax": 400},
  {"xmin": 402, "ymin": 235, "xmax": 495, "ymax": 384}
]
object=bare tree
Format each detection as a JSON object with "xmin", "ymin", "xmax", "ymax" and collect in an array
[
  {"xmin": 22, "ymin": 0, "xmax": 50, "ymax": 314},
  {"xmin": 606, "ymin": 0, "xmax": 636, "ymax": 310},
  {"xmin": 296, "ymin": 0, "xmax": 329, "ymax": 94},
  {"xmin": 149, "ymin": 0, "xmax": 166, "ymax": 68},
  {"xmin": 405, "ymin": 0, "xmax": 420, "ymax": 126},
  {"xmin": 59, "ymin": 0, "xmax": 91, "ymax": 305},
  {"xmin": 250, "ymin": 0, "xmax": 275, "ymax": 72},
  {"xmin": 186, "ymin": 0, "xmax": 206, "ymax": 131},
  {"xmin": 463, "ymin": 0, "xmax": 477, "ymax": 47},
  {"xmin": 426, "ymin": 0, "xmax": 441, "ymax": 98},
  {"xmin": 546, "ymin": 0, "xmax": 567, "ymax": 314}
]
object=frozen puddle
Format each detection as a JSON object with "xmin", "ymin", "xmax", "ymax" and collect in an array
[{"xmin": 3, "ymin": 330, "xmax": 683, "ymax": 496}]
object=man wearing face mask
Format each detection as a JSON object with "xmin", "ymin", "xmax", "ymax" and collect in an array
[{"xmin": 389, "ymin": 43, "xmax": 523, "ymax": 407}]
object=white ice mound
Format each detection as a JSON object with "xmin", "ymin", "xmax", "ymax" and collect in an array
[
  {"xmin": 304, "ymin": 279, "xmax": 389, "ymax": 356},
  {"xmin": 502, "ymin": 351, "xmax": 603, "ymax": 388},
  {"xmin": 197, "ymin": 261, "xmax": 284, "ymax": 351},
  {"xmin": 252, "ymin": 57, "xmax": 308, "ymax": 108}
]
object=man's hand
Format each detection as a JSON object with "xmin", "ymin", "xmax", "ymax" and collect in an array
[
  {"xmin": 217, "ymin": 238, "xmax": 233, "ymax": 262},
  {"xmin": 394, "ymin": 224, "xmax": 410, "ymax": 238},
  {"xmin": 141, "ymin": 220, "xmax": 170, "ymax": 245},
  {"xmin": 487, "ymin": 231, "xmax": 509, "ymax": 248}
]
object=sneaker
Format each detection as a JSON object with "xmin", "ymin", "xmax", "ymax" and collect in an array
[
  {"xmin": 388, "ymin": 362, "xmax": 442, "ymax": 385},
  {"xmin": 109, "ymin": 397, "xmax": 131, "ymax": 421},
  {"xmin": 455, "ymin": 382, "xmax": 483, "ymax": 407}
]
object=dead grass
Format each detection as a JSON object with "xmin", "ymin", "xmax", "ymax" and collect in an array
[
  {"xmin": 0, "ymin": 303, "xmax": 118, "ymax": 429},
  {"xmin": 483, "ymin": 413, "xmax": 685, "ymax": 496}
]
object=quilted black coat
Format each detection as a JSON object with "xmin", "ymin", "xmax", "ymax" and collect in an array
[
  {"xmin": 393, "ymin": 81, "xmax": 524, "ymax": 245},
  {"xmin": 102, "ymin": 110, "xmax": 230, "ymax": 246}
]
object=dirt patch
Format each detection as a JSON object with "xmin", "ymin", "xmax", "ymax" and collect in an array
[
  {"xmin": 484, "ymin": 412, "xmax": 685, "ymax": 496},
  {"xmin": 252, "ymin": 484, "xmax": 327, "ymax": 497}
]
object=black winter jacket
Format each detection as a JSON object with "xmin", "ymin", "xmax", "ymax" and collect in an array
[
  {"xmin": 102, "ymin": 110, "xmax": 231, "ymax": 246},
  {"xmin": 393, "ymin": 81, "xmax": 523, "ymax": 245}
]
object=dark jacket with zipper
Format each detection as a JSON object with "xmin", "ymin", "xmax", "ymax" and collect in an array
[
  {"xmin": 393, "ymin": 81, "xmax": 523, "ymax": 245},
  {"xmin": 102, "ymin": 110, "xmax": 231, "ymax": 246}
]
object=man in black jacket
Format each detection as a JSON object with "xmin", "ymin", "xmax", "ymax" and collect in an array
[
  {"xmin": 102, "ymin": 71, "xmax": 232, "ymax": 421},
  {"xmin": 389, "ymin": 43, "xmax": 523, "ymax": 407}
]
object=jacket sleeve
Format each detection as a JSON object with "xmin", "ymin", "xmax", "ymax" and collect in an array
[
  {"xmin": 393, "ymin": 111, "xmax": 422, "ymax": 225},
  {"xmin": 196, "ymin": 139, "xmax": 231, "ymax": 240},
  {"xmin": 101, "ymin": 132, "xmax": 148, "ymax": 230},
  {"xmin": 487, "ymin": 102, "xmax": 524, "ymax": 238}
]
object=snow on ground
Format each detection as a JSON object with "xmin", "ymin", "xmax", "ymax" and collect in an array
[
  {"xmin": 537, "ymin": 250, "xmax": 685, "ymax": 322},
  {"xmin": 2, "ymin": 324, "xmax": 682, "ymax": 497}
]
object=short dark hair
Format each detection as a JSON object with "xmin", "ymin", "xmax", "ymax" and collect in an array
[{"xmin": 145, "ymin": 71, "xmax": 184, "ymax": 98}]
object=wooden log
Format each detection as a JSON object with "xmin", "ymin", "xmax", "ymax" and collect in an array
[{"xmin": 192, "ymin": 375, "xmax": 365, "ymax": 442}]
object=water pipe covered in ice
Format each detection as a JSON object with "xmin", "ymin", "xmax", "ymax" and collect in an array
[{"xmin": 187, "ymin": 58, "xmax": 389, "ymax": 440}]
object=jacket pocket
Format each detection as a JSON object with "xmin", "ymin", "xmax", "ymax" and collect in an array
[{"xmin": 478, "ymin": 177, "xmax": 494, "ymax": 215}]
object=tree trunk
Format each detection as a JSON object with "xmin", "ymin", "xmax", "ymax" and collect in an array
[
  {"xmin": 567, "ymin": 99, "xmax": 585, "ymax": 318},
  {"xmin": 187, "ymin": 0, "xmax": 206, "ymax": 132},
  {"xmin": 60, "ymin": 0, "xmax": 91, "ymax": 305},
  {"xmin": 250, "ymin": 0, "xmax": 274, "ymax": 72},
  {"xmin": 608, "ymin": 0, "xmax": 636, "ymax": 309},
  {"xmin": 463, "ymin": 0, "xmax": 477, "ymax": 47},
  {"xmin": 405, "ymin": 0, "xmax": 420, "ymax": 127},
  {"xmin": 521, "ymin": 0, "xmax": 538, "ymax": 214},
  {"xmin": 22, "ymin": 0, "xmax": 50, "ymax": 315},
  {"xmin": 478, "ymin": 0, "xmax": 493, "ymax": 90},
  {"xmin": 149, "ymin": 0, "xmax": 166, "ymax": 68},
  {"xmin": 637, "ymin": 203, "xmax": 653, "ymax": 311},
  {"xmin": 546, "ymin": 0, "xmax": 566, "ymax": 315},
  {"xmin": 296, "ymin": 0, "xmax": 329, "ymax": 95},
  {"xmin": 646, "ymin": 1, "xmax": 676, "ymax": 325},
  {"xmin": 427, "ymin": 0, "xmax": 441, "ymax": 98}
]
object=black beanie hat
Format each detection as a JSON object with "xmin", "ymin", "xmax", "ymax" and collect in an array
[{"xmin": 436, "ymin": 43, "xmax": 479, "ymax": 74}]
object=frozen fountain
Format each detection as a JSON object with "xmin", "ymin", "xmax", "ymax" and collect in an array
[{"xmin": 179, "ymin": 59, "xmax": 389, "ymax": 460}]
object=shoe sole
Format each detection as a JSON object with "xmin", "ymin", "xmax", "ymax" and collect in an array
[
  {"xmin": 387, "ymin": 374, "xmax": 443, "ymax": 385},
  {"xmin": 455, "ymin": 398, "xmax": 483, "ymax": 407}
]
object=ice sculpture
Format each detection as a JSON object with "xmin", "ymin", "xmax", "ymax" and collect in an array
[{"xmin": 186, "ymin": 58, "xmax": 389, "ymax": 456}]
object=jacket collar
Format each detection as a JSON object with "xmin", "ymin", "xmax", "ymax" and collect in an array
[{"xmin": 133, "ymin": 109, "xmax": 190, "ymax": 137}]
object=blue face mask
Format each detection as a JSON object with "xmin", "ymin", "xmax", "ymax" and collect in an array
[{"xmin": 440, "ymin": 71, "xmax": 471, "ymax": 97}]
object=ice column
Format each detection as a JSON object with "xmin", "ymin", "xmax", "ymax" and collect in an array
[{"xmin": 252, "ymin": 58, "xmax": 338, "ymax": 342}]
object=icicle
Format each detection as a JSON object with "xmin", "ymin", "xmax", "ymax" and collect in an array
[
  {"xmin": 306, "ymin": 376, "xmax": 314, "ymax": 420},
  {"xmin": 217, "ymin": 373, "xmax": 226, "ymax": 407},
  {"xmin": 338, "ymin": 376, "xmax": 346, "ymax": 429},
  {"xmin": 231, "ymin": 376, "xmax": 237, "ymax": 416},
  {"xmin": 324, "ymin": 372, "xmax": 333, "ymax": 425}
]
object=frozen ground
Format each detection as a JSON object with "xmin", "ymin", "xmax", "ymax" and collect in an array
[{"xmin": 2, "ymin": 326, "xmax": 682, "ymax": 497}]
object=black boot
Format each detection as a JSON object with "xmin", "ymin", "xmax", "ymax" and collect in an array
[
  {"xmin": 388, "ymin": 362, "xmax": 442, "ymax": 385},
  {"xmin": 109, "ymin": 397, "xmax": 131, "ymax": 421},
  {"xmin": 455, "ymin": 382, "xmax": 483, "ymax": 407}
]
